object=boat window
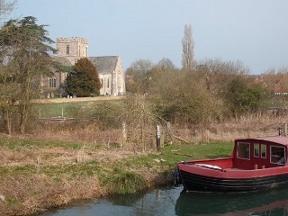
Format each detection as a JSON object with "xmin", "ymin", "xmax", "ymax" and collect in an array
[
  {"xmin": 261, "ymin": 144, "xmax": 267, "ymax": 158},
  {"xmin": 254, "ymin": 143, "xmax": 260, "ymax": 158},
  {"xmin": 271, "ymin": 146, "xmax": 286, "ymax": 165},
  {"xmin": 237, "ymin": 142, "xmax": 250, "ymax": 160}
]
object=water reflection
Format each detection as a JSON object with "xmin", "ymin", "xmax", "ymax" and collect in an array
[
  {"xmin": 176, "ymin": 187, "xmax": 288, "ymax": 216},
  {"xmin": 42, "ymin": 187, "xmax": 180, "ymax": 216},
  {"xmin": 42, "ymin": 186, "xmax": 288, "ymax": 216},
  {"xmin": 107, "ymin": 187, "xmax": 180, "ymax": 216}
]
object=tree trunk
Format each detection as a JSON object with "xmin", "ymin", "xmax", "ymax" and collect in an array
[
  {"xmin": 6, "ymin": 109, "xmax": 12, "ymax": 135},
  {"xmin": 2, "ymin": 108, "xmax": 12, "ymax": 135},
  {"xmin": 19, "ymin": 103, "xmax": 28, "ymax": 134}
]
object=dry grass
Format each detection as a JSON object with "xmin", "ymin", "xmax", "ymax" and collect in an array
[
  {"xmin": 171, "ymin": 113, "xmax": 287, "ymax": 143},
  {"xmin": 0, "ymin": 175, "xmax": 102, "ymax": 215},
  {"xmin": 0, "ymin": 146, "xmax": 135, "ymax": 168},
  {"xmin": 0, "ymin": 144, "xmax": 136, "ymax": 215},
  {"xmin": 29, "ymin": 112, "xmax": 288, "ymax": 150}
]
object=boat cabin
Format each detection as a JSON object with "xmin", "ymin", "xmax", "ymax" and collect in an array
[
  {"xmin": 176, "ymin": 136, "xmax": 288, "ymax": 191},
  {"xmin": 232, "ymin": 137, "xmax": 288, "ymax": 170}
]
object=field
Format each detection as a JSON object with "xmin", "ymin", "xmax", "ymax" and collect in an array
[
  {"xmin": 33, "ymin": 96, "xmax": 125, "ymax": 118},
  {"xmin": 0, "ymin": 134, "xmax": 233, "ymax": 216},
  {"xmin": 1, "ymin": 96, "xmax": 288, "ymax": 215}
]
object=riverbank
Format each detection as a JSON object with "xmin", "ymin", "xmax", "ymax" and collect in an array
[{"xmin": 0, "ymin": 135, "xmax": 233, "ymax": 216}]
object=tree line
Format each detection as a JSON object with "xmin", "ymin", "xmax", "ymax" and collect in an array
[
  {"xmin": 0, "ymin": 2, "xmax": 284, "ymax": 136},
  {"xmin": 125, "ymin": 24, "xmax": 269, "ymax": 125},
  {"xmin": 125, "ymin": 58, "xmax": 269, "ymax": 125}
]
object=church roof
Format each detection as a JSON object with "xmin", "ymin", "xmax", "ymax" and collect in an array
[
  {"xmin": 53, "ymin": 56, "xmax": 73, "ymax": 67},
  {"xmin": 89, "ymin": 56, "xmax": 119, "ymax": 74}
]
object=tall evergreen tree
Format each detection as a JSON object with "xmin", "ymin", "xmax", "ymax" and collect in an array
[
  {"xmin": 0, "ymin": 16, "xmax": 56, "ymax": 134},
  {"xmin": 66, "ymin": 58, "xmax": 101, "ymax": 97}
]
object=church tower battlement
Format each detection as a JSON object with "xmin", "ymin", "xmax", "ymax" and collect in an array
[{"xmin": 56, "ymin": 37, "xmax": 88, "ymax": 65}]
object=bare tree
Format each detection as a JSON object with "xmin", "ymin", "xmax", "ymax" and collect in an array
[
  {"xmin": 125, "ymin": 59, "xmax": 154, "ymax": 94},
  {"xmin": 182, "ymin": 24, "xmax": 195, "ymax": 71},
  {"xmin": 0, "ymin": 0, "xmax": 16, "ymax": 19},
  {"xmin": 156, "ymin": 58, "xmax": 175, "ymax": 70}
]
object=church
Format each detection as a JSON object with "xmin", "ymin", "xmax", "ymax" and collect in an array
[{"xmin": 42, "ymin": 37, "xmax": 126, "ymax": 97}]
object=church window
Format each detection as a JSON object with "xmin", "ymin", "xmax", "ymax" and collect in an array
[
  {"xmin": 66, "ymin": 45, "xmax": 70, "ymax": 55},
  {"xmin": 49, "ymin": 77, "xmax": 57, "ymax": 88},
  {"xmin": 107, "ymin": 78, "xmax": 110, "ymax": 88}
]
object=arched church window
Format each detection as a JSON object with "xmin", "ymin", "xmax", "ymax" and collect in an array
[{"xmin": 49, "ymin": 77, "xmax": 57, "ymax": 88}]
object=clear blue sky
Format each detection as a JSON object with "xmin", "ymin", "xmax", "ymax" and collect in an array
[{"xmin": 9, "ymin": 0, "xmax": 288, "ymax": 74}]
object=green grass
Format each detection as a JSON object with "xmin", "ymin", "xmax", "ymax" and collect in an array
[
  {"xmin": 105, "ymin": 170, "xmax": 148, "ymax": 194},
  {"xmin": 0, "ymin": 161, "xmax": 105, "ymax": 181},
  {"xmin": 34, "ymin": 102, "xmax": 86, "ymax": 118},
  {"xmin": 0, "ymin": 136, "xmax": 86, "ymax": 150},
  {"xmin": 118, "ymin": 141, "xmax": 234, "ymax": 171},
  {"xmin": 41, "ymin": 161, "xmax": 102, "ymax": 177},
  {"xmin": 33, "ymin": 100, "xmax": 126, "ymax": 118}
]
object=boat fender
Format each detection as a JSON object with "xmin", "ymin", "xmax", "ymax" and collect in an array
[{"xmin": 173, "ymin": 167, "xmax": 182, "ymax": 186}]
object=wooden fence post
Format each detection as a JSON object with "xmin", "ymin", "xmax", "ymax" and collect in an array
[{"xmin": 156, "ymin": 125, "xmax": 161, "ymax": 152}]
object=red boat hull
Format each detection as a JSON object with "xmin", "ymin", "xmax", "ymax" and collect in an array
[
  {"xmin": 177, "ymin": 157, "xmax": 288, "ymax": 192},
  {"xmin": 179, "ymin": 169, "xmax": 288, "ymax": 191}
]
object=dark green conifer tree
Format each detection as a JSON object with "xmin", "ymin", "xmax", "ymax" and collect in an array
[{"xmin": 66, "ymin": 58, "xmax": 101, "ymax": 97}]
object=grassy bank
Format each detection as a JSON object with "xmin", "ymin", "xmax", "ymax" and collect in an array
[{"xmin": 0, "ymin": 135, "xmax": 233, "ymax": 215}]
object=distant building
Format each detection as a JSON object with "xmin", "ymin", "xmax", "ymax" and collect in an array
[
  {"xmin": 254, "ymin": 73, "xmax": 288, "ymax": 96},
  {"xmin": 42, "ymin": 37, "xmax": 126, "ymax": 97},
  {"xmin": 89, "ymin": 56, "xmax": 126, "ymax": 96}
]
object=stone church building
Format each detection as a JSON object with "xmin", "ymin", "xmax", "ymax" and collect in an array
[{"xmin": 42, "ymin": 37, "xmax": 126, "ymax": 97}]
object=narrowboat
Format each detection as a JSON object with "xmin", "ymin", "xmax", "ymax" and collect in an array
[{"xmin": 175, "ymin": 136, "xmax": 288, "ymax": 192}]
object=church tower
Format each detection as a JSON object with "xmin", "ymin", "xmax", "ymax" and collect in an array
[{"xmin": 56, "ymin": 37, "xmax": 88, "ymax": 65}]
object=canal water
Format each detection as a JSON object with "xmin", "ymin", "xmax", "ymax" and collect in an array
[{"xmin": 41, "ymin": 186, "xmax": 288, "ymax": 216}]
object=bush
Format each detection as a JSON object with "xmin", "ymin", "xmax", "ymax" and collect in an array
[
  {"xmin": 152, "ymin": 73, "xmax": 221, "ymax": 125},
  {"xmin": 106, "ymin": 170, "xmax": 148, "ymax": 194},
  {"xmin": 225, "ymin": 78, "xmax": 268, "ymax": 116}
]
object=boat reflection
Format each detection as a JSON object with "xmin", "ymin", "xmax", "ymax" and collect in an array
[{"xmin": 175, "ymin": 187, "xmax": 288, "ymax": 216}]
